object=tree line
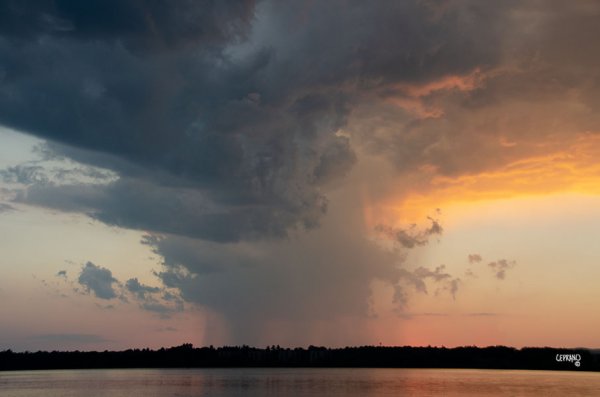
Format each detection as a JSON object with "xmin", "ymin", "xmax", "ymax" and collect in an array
[{"xmin": 1, "ymin": 344, "xmax": 598, "ymax": 371}]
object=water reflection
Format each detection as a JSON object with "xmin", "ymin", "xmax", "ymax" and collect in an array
[{"xmin": 1, "ymin": 368, "xmax": 599, "ymax": 396}]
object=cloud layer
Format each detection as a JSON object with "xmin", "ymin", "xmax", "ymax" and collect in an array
[{"xmin": 2, "ymin": 0, "xmax": 600, "ymax": 345}]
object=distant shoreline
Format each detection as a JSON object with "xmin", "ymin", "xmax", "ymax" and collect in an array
[{"xmin": 1, "ymin": 345, "xmax": 599, "ymax": 372}]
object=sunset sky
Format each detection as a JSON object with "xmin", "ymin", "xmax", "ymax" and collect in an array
[{"xmin": 1, "ymin": 0, "xmax": 600, "ymax": 351}]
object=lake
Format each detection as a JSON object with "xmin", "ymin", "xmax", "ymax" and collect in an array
[{"xmin": 1, "ymin": 368, "xmax": 599, "ymax": 396}]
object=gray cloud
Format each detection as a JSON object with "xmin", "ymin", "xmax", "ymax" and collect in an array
[
  {"xmin": 3, "ymin": 1, "xmax": 600, "ymax": 244},
  {"xmin": 0, "ymin": 0, "xmax": 255, "ymax": 50},
  {"xmin": 0, "ymin": 155, "xmax": 117, "ymax": 191},
  {"xmin": 56, "ymin": 270, "xmax": 67, "ymax": 278},
  {"xmin": 78, "ymin": 261, "xmax": 118, "ymax": 300},
  {"xmin": 396, "ymin": 264, "xmax": 456, "ymax": 298},
  {"xmin": 375, "ymin": 215, "xmax": 443, "ymax": 249},
  {"xmin": 0, "ymin": 0, "xmax": 527, "ymax": 242},
  {"xmin": 0, "ymin": 164, "xmax": 48, "ymax": 185},
  {"xmin": 145, "ymin": 192, "xmax": 412, "ymax": 344},
  {"xmin": 69, "ymin": 261, "xmax": 184, "ymax": 315},
  {"xmin": 125, "ymin": 278, "xmax": 160, "ymax": 300},
  {"xmin": 124, "ymin": 277, "xmax": 183, "ymax": 315},
  {"xmin": 468, "ymin": 254, "xmax": 482, "ymax": 264},
  {"xmin": 19, "ymin": 176, "xmax": 329, "ymax": 242},
  {"xmin": 151, "ymin": 235, "xmax": 396, "ymax": 342},
  {"xmin": 487, "ymin": 259, "xmax": 517, "ymax": 280}
]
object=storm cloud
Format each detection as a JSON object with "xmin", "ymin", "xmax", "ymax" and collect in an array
[
  {"xmin": 0, "ymin": 0, "xmax": 535, "ymax": 242},
  {"xmin": 2, "ymin": 1, "xmax": 600, "ymax": 345}
]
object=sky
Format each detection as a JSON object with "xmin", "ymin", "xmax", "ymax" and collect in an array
[{"xmin": 1, "ymin": 0, "xmax": 600, "ymax": 351}]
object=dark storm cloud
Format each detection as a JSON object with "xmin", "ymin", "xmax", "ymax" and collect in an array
[
  {"xmin": 0, "ymin": 0, "xmax": 520, "ymax": 241},
  {"xmin": 4, "ymin": 1, "xmax": 600, "ymax": 239},
  {"xmin": 19, "ymin": 176, "xmax": 330, "ymax": 241},
  {"xmin": 0, "ymin": 0, "xmax": 255, "ymax": 48},
  {"xmin": 78, "ymin": 261, "xmax": 118, "ymax": 300}
]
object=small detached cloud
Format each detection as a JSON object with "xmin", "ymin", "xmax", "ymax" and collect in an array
[
  {"xmin": 487, "ymin": 259, "xmax": 517, "ymax": 280},
  {"xmin": 395, "ymin": 264, "xmax": 460, "ymax": 307},
  {"xmin": 71, "ymin": 261, "xmax": 184, "ymax": 315},
  {"xmin": 78, "ymin": 261, "xmax": 118, "ymax": 300},
  {"xmin": 468, "ymin": 254, "xmax": 482, "ymax": 264},
  {"xmin": 125, "ymin": 278, "xmax": 160, "ymax": 300},
  {"xmin": 56, "ymin": 270, "xmax": 67, "ymax": 278},
  {"xmin": 376, "ymin": 214, "xmax": 443, "ymax": 249}
]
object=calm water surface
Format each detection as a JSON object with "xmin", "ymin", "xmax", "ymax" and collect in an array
[{"xmin": 1, "ymin": 368, "xmax": 599, "ymax": 396}]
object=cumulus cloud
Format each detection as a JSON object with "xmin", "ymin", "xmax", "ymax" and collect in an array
[
  {"xmin": 71, "ymin": 261, "xmax": 183, "ymax": 315},
  {"xmin": 78, "ymin": 262, "xmax": 118, "ymax": 300},
  {"xmin": 487, "ymin": 259, "xmax": 517, "ymax": 280}
]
